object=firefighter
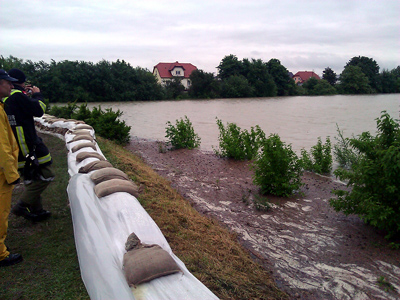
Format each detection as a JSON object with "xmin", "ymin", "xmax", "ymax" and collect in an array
[
  {"xmin": 0, "ymin": 69, "xmax": 23, "ymax": 267},
  {"xmin": 2, "ymin": 68, "xmax": 53, "ymax": 222}
]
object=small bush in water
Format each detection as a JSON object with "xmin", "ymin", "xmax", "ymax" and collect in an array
[
  {"xmin": 333, "ymin": 124, "xmax": 359, "ymax": 169},
  {"xmin": 165, "ymin": 116, "xmax": 201, "ymax": 150},
  {"xmin": 301, "ymin": 136, "xmax": 332, "ymax": 174},
  {"xmin": 214, "ymin": 118, "xmax": 265, "ymax": 160},
  {"xmin": 252, "ymin": 134, "xmax": 303, "ymax": 197},
  {"xmin": 330, "ymin": 111, "xmax": 400, "ymax": 239}
]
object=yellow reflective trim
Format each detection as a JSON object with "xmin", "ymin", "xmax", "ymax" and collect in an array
[
  {"xmin": 38, "ymin": 153, "xmax": 52, "ymax": 164},
  {"xmin": 18, "ymin": 161, "xmax": 25, "ymax": 168},
  {"xmin": 39, "ymin": 100, "xmax": 46, "ymax": 113},
  {"xmin": 16, "ymin": 126, "xmax": 29, "ymax": 156},
  {"xmin": 2, "ymin": 89, "xmax": 22, "ymax": 103}
]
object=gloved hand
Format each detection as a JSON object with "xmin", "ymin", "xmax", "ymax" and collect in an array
[{"xmin": 23, "ymin": 151, "xmax": 40, "ymax": 184}]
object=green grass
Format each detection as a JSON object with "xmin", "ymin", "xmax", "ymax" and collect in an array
[{"xmin": 0, "ymin": 133, "xmax": 88, "ymax": 300}]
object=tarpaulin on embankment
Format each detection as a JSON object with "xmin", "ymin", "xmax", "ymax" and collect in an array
[{"xmin": 36, "ymin": 115, "xmax": 219, "ymax": 300}]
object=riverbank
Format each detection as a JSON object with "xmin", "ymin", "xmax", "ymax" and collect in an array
[{"xmin": 126, "ymin": 137, "xmax": 400, "ymax": 300}]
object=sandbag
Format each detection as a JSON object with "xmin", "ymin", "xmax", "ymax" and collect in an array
[
  {"xmin": 66, "ymin": 119, "xmax": 85, "ymax": 124},
  {"xmin": 47, "ymin": 118, "xmax": 66, "ymax": 124},
  {"xmin": 123, "ymin": 233, "xmax": 181, "ymax": 286},
  {"xmin": 94, "ymin": 179, "xmax": 139, "ymax": 198},
  {"xmin": 78, "ymin": 160, "xmax": 113, "ymax": 173},
  {"xmin": 71, "ymin": 142, "xmax": 97, "ymax": 153},
  {"xmin": 75, "ymin": 124, "xmax": 93, "ymax": 130},
  {"xmin": 90, "ymin": 167, "xmax": 129, "ymax": 185},
  {"xmin": 76, "ymin": 151, "xmax": 106, "ymax": 163},
  {"xmin": 69, "ymin": 129, "xmax": 92, "ymax": 136},
  {"xmin": 67, "ymin": 134, "xmax": 95, "ymax": 143}
]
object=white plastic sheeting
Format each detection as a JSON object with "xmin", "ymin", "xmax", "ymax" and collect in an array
[
  {"xmin": 68, "ymin": 174, "xmax": 218, "ymax": 300},
  {"xmin": 36, "ymin": 117, "xmax": 218, "ymax": 300}
]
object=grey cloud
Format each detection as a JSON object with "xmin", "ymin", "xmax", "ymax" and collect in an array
[{"xmin": 1, "ymin": 0, "xmax": 399, "ymax": 76}]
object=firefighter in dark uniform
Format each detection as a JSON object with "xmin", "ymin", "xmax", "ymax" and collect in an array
[{"xmin": 2, "ymin": 68, "xmax": 53, "ymax": 222}]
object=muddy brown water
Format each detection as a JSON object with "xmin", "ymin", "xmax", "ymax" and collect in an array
[
  {"xmin": 87, "ymin": 94, "xmax": 399, "ymax": 155},
  {"xmin": 127, "ymin": 138, "xmax": 400, "ymax": 300}
]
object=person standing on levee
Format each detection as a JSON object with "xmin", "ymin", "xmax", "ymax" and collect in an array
[{"xmin": 2, "ymin": 68, "xmax": 53, "ymax": 222}]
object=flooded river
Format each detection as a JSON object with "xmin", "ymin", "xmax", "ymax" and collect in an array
[{"xmin": 87, "ymin": 94, "xmax": 399, "ymax": 153}]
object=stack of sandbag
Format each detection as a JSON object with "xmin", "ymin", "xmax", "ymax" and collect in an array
[
  {"xmin": 90, "ymin": 167, "xmax": 139, "ymax": 199},
  {"xmin": 64, "ymin": 124, "xmax": 103, "ymax": 176},
  {"xmin": 36, "ymin": 114, "xmax": 84, "ymax": 130},
  {"xmin": 36, "ymin": 115, "xmax": 219, "ymax": 300}
]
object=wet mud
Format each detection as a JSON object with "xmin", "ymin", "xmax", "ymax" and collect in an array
[{"xmin": 127, "ymin": 137, "xmax": 400, "ymax": 300}]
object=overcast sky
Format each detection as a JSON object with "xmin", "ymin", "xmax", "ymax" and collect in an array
[{"xmin": 1, "ymin": 0, "xmax": 399, "ymax": 76}]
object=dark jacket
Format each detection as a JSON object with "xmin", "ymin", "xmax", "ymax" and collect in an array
[{"xmin": 2, "ymin": 85, "xmax": 52, "ymax": 169}]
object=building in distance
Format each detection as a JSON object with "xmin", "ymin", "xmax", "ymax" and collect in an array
[
  {"xmin": 153, "ymin": 62, "xmax": 198, "ymax": 90},
  {"xmin": 293, "ymin": 71, "xmax": 320, "ymax": 85}
]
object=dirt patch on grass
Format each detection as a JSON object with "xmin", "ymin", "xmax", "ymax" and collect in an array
[{"xmin": 126, "ymin": 137, "xmax": 400, "ymax": 300}]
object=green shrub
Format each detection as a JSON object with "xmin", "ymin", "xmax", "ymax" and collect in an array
[
  {"xmin": 252, "ymin": 134, "xmax": 303, "ymax": 197},
  {"xmin": 49, "ymin": 103, "xmax": 131, "ymax": 144},
  {"xmin": 71, "ymin": 103, "xmax": 92, "ymax": 122},
  {"xmin": 86, "ymin": 106, "xmax": 131, "ymax": 144},
  {"xmin": 333, "ymin": 124, "xmax": 359, "ymax": 169},
  {"xmin": 253, "ymin": 195, "xmax": 272, "ymax": 212},
  {"xmin": 330, "ymin": 112, "xmax": 400, "ymax": 239},
  {"xmin": 48, "ymin": 102, "xmax": 77, "ymax": 119},
  {"xmin": 214, "ymin": 118, "xmax": 265, "ymax": 160},
  {"xmin": 165, "ymin": 116, "xmax": 201, "ymax": 149},
  {"xmin": 301, "ymin": 137, "xmax": 332, "ymax": 174}
]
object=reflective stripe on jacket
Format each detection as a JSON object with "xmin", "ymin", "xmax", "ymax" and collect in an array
[{"xmin": 2, "ymin": 87, "xmax": 52, "ymax": 169}]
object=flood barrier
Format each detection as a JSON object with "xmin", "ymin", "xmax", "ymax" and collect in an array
[{"xmin": 36, "ymin": 115, "xmax": 218, "ymax": 300}]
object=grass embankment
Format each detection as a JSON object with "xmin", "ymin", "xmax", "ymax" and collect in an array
[
  {"xmin": 0, "ymin": 133, "xmax": 88, "ymax": 299},
  {"xmin": 1, "ymin": 133, "xmax": 288, "ymax": 300}
]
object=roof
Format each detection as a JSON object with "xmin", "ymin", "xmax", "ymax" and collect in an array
[
  {"xmin": 293, "ymin": 71, "xmax": 321, "ymax": 82},
  {"xmin": 153, "ymin": 62, "xmax": 198, "ymax": 78}
]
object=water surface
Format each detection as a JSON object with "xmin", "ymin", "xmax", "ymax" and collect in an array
[{"xmin": 87, "ymin": 94, "xmax": 399, "ymax": 153}]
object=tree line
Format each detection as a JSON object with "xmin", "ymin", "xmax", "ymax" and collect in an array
[{"xmin": 1, "ymin": 54, "xmax": 399, "ymax": 102}]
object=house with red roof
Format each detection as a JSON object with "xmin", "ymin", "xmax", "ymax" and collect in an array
[
  {"xmin": 293, "ymin": 71, "xmax": 320, "ymax": 85},
  {"xmin": 153, "ymin": 61, "xmax": 198, "ymax": 90}
]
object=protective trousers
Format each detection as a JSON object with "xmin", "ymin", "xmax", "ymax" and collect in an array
[
  {"xmin": 19, "ymin": 165, "xmax": 55, "ymax": 210},
  {"xmin": 0, "ymin": 174, "xmax": 13, "ymax": 261}
]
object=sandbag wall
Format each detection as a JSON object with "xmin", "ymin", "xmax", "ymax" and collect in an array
[{"xmin": 36, "ymin": 115, "xmax": 218, "ymax": 300}]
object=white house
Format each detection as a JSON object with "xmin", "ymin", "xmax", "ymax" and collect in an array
[{"xmin": 153, "ymin": 61, "xmax": 198, "ymax": 90}]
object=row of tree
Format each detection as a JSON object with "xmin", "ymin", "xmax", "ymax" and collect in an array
[
  {"xmin": 189, "ymin": 55, "xmax": 400, "ymax": 98},
  {"xmin": 1, "ymin": 55, "xmax": 399, "ymax": 102},
  {"xmin": 0, "ymin": 56, "xmax": 164, "ymax": 102}
]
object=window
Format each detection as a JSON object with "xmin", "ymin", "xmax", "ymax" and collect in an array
[{"xmin": 176, "ymin": 71, "xmax": 181, "ymax": 75}]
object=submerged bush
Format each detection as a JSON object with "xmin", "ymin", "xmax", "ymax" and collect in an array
[
  {"xmin": 330, "ymin": 112, "xmax": 400, "ymax": 239},
  {"xmin": 301, "ymin": 137, "xmax": 332, "ymax": 174},
  {"xmin": 165, "ymin": 116, "xmax": 201, "ymax": 150},
  {"xmin": 252, "ymin": 134, "xmax": 303, "ymax": 197},
  {"xmin": 333, "ymin": 124, "xmax": 359, "ymax": 169},
  {"xmin": 214, "ymin": 118, "xmax": 265, "ymax": 160}
]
